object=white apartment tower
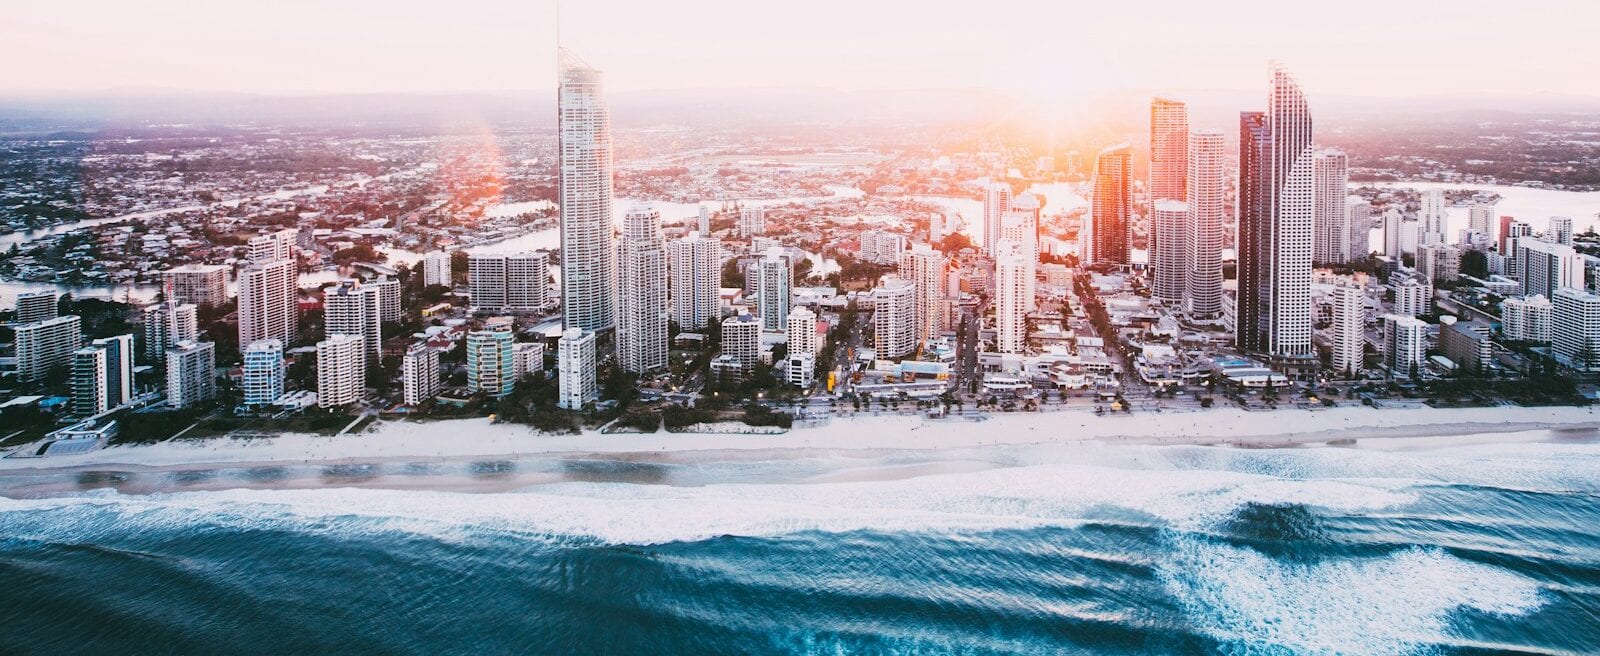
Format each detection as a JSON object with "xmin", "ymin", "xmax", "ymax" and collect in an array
[
  {"xmin": 1330, "ymin": 283, "xmax": 1365, "ymax": 377},
  {"xmin": 1395, "ymin": 278, "xmax": 1433, "ymax": 317},
  {"xmin": 421, "ymin": 251, "xmax": 453, "ymax": 288},
  {"xmin": 1501, "ymin": 295, "xmax": 1552, "ymax": 343},
  {"xmin": 323, "ymin": 279, "xmax": 383, "ymax": 364},
  {"xmin": 470, "ymin": 253, "xmax": 549, "ymax": 312},
  {"xmin": 465, "ymin": 323, "xmax": 516, "ymax": 398},
  {"xmin": 1548, "ymin": 217, "xmax": 1574, "ymax": 246},
  {"xmin": 558, "ymin": 50, "xmax": 618, "ymax": 334},
  {"xmin": 1553, "ymin": 287, "xmax": 1600, "ymax": 370},
  {"xmin": 15, "ymin": 291, "xmax": 58, "ymax": 324},
  {"xmin": 247, "ymin": 229, "xmax": 296, "ymax": 264},
  {"xmin": 994, "ymin": 239, "xmax": 1031, "ymax": 354},
  {"xmin": 241, "ymin": 339, "xmax": 285, "ymax": 407},
  {"xmin": 754, "ymin": 247, "xmax": 792, "ymax": 332},
  {"xmin": 1186, "ymin": 129, "xmax": 1226, "ymax": 318},
  {"xmin": 557, "ymin": 328, "xmax": 598, "ymax": 410},
  {"xmin": 617, "ymin": 205, "xmax": 669, "ymax": 373},
  {"xmin": 165, "ymin": 340, "xmax": 216, "ymax": 409},
  {"xmin": 1517, "ymin": 239, "xmax": 1584, "ymax": 298},
  {"xmin": 981, "ymin": 182, "xmax": 1012, "ymax": 255},
  {"xmin": 1419, "ymin": 189, "xmax": 1448, "ymax": 246},
  {"xmin": 897, "ymin": 243, "xmax": 949, "ymax": 343},
  {"xmin": 1347, "ymin": 197, "xmax": 1372, "ymax": 259},
  {"xmin": 142, "ymin": 301, "xmax": 198, "ymax": 360},
  {"xmin": 739, "ymin": 206, "xmax": 766, "ymax": 237},
  {"xmin": 1265, "ymin": 64, "xmax": 1315, "ymax": 357},
  {"xmin": 237, "ymin": 258, "xmax": 298, "ymax": 354},
  {"xmin": 401, "ymin": 343, "xmax": 441, "ymax": 406},
  {"xmin": 872, "ymin": 275, "xmax": 917, "ymax": 359},
  {"xmin": 1382, "ymin": 314, "xmax": 1427, "ymax": 378},
  {"xmin": 15, "ymin": 315, "xmax": 82, "ymax": 383},
  {"xmin": 1149, "ymin": 98, "xmax": 1189, "ymax": 206},
  {"xmin": 1312, "ymin": 149, "xmax": 1350, "ymax": 265},
  {"xmin": 72, "ymin": 335, "xmax": 133, "ymax": 417},
  {"xmin": 787, "ymin": 305, "xmax": 821, "ymax": 356},
  {"xmin": 668, "ymin": 232, "xmax": 722, "ymax": 331},
  {"xmin": 1151, "ymin": 200, "xmax": 1189, "ymax": 305},
  {"xmin": 162, "ymin": 264, "xmax": 229, "ymax": 309},
  {"xmin": 1468, "ymin": 202, "xmax": 1497, "ymax": 243},
  {"xmin": 371, "ymin": 276, "xmax": 402, "ymax": 324},
  {"xmin": 316, "ymin": 334, "xmax": 365, "ymax": 408}
]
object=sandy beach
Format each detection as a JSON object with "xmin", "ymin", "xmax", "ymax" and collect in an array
[{"xmin": 3, "ymin": 405, "xmax": 1596, "ymax": 477}]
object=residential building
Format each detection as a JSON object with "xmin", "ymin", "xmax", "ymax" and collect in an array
[
  {"xmin": 872, "ymin": 275, "xmax": 916, "ymax": 359},
  {"xmin": 421, "ymin": 251, "xmax": 453, "ymax": 287},
  {"xmin": 237, "ymin": 258, "xmax": 298, "ymax": 353},
  {"xmin": 1347, "ymin": 197, "xmax": 1372, "ymax": 259},
  {"xmin": 1151, "ymin": 200, "xmax": 1189, "ymax": 304},
  {"xmin": 559, "ymin": 49, "xmax": 617, "ymax": 333},
  {"xmin": 513, "ymin": 342, "xmax": 545, "ymax": 379},
  {"xmin": 165, "ymin": 340, "xmax": 216, "ymax": 409},
  {"xmin": 858, "ymin": 229, "xmax": 907, "ymax": 265},
  {"xmin": 316, "ymin": 334, "xmax": 365, "ymax": 408},
  {"xmin": 1468, "ymin": 202, "xmax": 1497, "ymax": 243},
  {"xmin": 241, "ymin": 339, "xmax": 285, "ymax": 407},
  {"xmin": 470, "ymin": 252, "xmax": 550, "ymax": 312},
  {"xmin": 1394, "ymin": 278, "xmax": 1433, "ymax": 317},
  {"xmin": 1312, "ymin": 149, "xmax": 1349, "ymax": 264},
  {"xmin": 371, "ymin": 276, "xmax": 402, "ymax": 323},
  {"xmin": 1330, "ymin": 283, "xmax": 1365, "ymax": 377},
  {"xmin": 1382, "ymin": 314, "xmax": 1427, "ymax": 378},
  {"xmin": 1548, "ymin": 216, "xmax": 1574, "ymax": 246},
  {"xmin": 142, "ymin": 301, "xmax": 198, "ymax": 360},
  {"xmin": 720, "ymin": 313, "xmax": 761, "ymax": 370},
  {"xmin": 897, "ymin": 243, "xmax": 949, "ymax": 342},
  {"xmin": 668, "ymin": 232, "xmax": 722, "ymax": 331},
  {"xmin": 1417, "ymin": 244, "xmax": 1462, "ymax": 283},
  {"xmin": 72, "ymin": 335, "xmax": 132, "ymax": 417},
  {"xmin": 1088, "ymin": 143, "xmax": 1132, "ymax": 265},
  {"xmin": 16, "ymin": 315, "xmax": 82, "ymax": 383},
  {"xmin": 1236, "ymin": 65, "xmax": 1314, "ymax": 362},
  {"xmin": 1186, "ymin": 129, "xmax": 1226, "ymax": 318},
  {"xmin": 323, "ymin": 279, "xmax": 383, "ymax": 365},
  {"xmin": 1553, "ymin": 287, "xmax": 1600, "ymax": 371},
  {"xmin": 1439, "ymin": 319, "xmax": 1494, "ymax": 373},
  {"xmin": 15, "ymin": 291, "xmax": 57, "ymax": 324},
  {"xmin": 1149, "ymin": 98, "xmax": 1189, "ymax": 205},
  {"xmin": 557, "ymin": 328, "xmax": 598, "ymax": 410},
  {"xmin": 617, "ymin": 205, "xmax": 669, "ymax": 373},
  {"xmin": 247, "ymin": 228, "xmax": 296, "ymax": 264},
  {"xmin": 1419, "ymin": 188, "xmax": 1447, "ymax": 246},
  {"xmin": 994, "ymin": 239, "xmax": 1031, "ymax": 354},
  {"xmin": 1500, "ymin": 295, "xmax": 1552, "ymax": 342},
  {"xmin": 739, "ymin": 206, "xmax": 766, "ymax": 237},
  {"xmin": 162, "ymin": 264, "xmax": 229, "ymax": 309},
  {"xmin": 1516, "ymin": 239, "xmax": 1584, "ymax": 298},
  {"xmin": 787, "ymin": 305, "xmax": 821, "ymax": 356},
  {"xmin": 465, "ymin": 323, "xmax": 516, "ymax": 398},
  {"xmin": 754, "ymin": 247, "xmax": 791, "ymax": 332},
  {"xmin": 982, "ymin": 182, "xmax": 1011, "ymax": 255},
  {"xmin": 401, "ymin": 343, "xmax": 441, "ymax": 406}
]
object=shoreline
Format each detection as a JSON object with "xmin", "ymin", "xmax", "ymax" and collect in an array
[{"xmin": 2, "ymin": 405, "xmax": 1596, "ymax": 477}]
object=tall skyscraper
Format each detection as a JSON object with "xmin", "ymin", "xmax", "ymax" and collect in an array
[
  {"xmin": 470, "ymin": 253, "xmax": 549, "ymax": 312},
  {"xmin": 871, "ymin": 275, "xmax": 916, "ymax": 359},
  {"xmin": 1346, "ymin": 197, "xmax": 1372, "ymax": 260},
  {"xmin": 1151, "ymin": 200, "xmax": 1189, "ymax": 305},
  {"xmin": 1382, "ymin": 208, "xmax": 1405, "ymax": 259},
  {"xmin": 994, "ymin": 239, "xmax": 1031, "ymax": 354},
  {"xmin": 15, "ymin": 291, "xmax": 58, "ymax": 324},
  {"xmin": 1185, "ymin": 129, "xmax": 1226, "ymax": 318},
  {"xmin": 1419, "ymin": 189, "xmax": 1448, "ymax": 246},
  {"xmin": 557, "ymin": 328, "xmax": 598, "ymax": 410},
  {"xmin": 247, "ymin": 229, "xmax": 296, "ymax": 264},
  {"xmin": 371, "ymin": 276, "xmax": 401, "ymax": 324},
  {"xmin": 142, "ymin": 300, "xmax": 198, "ymax": 360},
  {"xmin": 897, "ymin": 243, "xmax": 948, "ymax": 343},
  {"xmin": 237, "ymin": 258, "xmax": 298, "ymax": 354},
  {"xmin": 1548, "ymin": 216, "xmax": 1574, "ymax": 246},
  {"xmin": 1149, "ymin": 98, "xmax": 1189, "ymax": 206},
  {"xmin": 165, "ymin": 340, "xmax": 216, "ymax": 408},
  {"xmin": 1237, "ymin": 64, "xmax": 1315, "ymax": 361},
  {"xmin": 617, "ymin": 206, "xmax": 668, "ymax": 373},
  {"xmin": 558, "ymin": 49, "xmax": 617, "ymax": 333},
  {"xmin": 754, "ymin": 247, "xmax": 791, "ymax": 332},
  {"xmin": 787, "ymin": 305, "xmax": 821, "ymax": 356},
  {"xmin": 1517, "ymin": 239, "xmax": 1584, "ymax": 298},
  {"xmin": 71, "ymin": 335, "xmax": 132, "ymax": 416},
  {"xmin": 421, "ymin": 251, "xmax": 453, "ymax": 288},
  {"xmin": 667, "ymin": 232, "xmax": 722, "ymax": 331},
  {"xmin": 1312, "ymin": 149, "xmax": 1350, "ymax": 265},
  {"xmin": 1089, "ymin": 144, "xmax": 1132, "ymax": 265},
  {"xmin": 162, "ymin": 264, "xmax": 229, "ymax": 309},
  {"xmin": 15, "ymin": 315, "xmax": 82, "ymax": 383},
  {"xmin": 1330, "ymin": 283, "xmax": 1365, "ymax": 377},
  {"xmin": 1001, "ymin": 192, "xmax": 1041, "ymax": 268},
  {"xmin": 241, "ymin": 339, "xmax": 285, "ymax": 407},
  {"xmin": 401, "ymin": 343, "xmax": 441, "ymax": 406},
  {"xmin": 1382, "ymin": 314, "xmax": 1427, "ymax": 377},
  {"xmin": 981, "ymin": 183, "xmax": 1012, "ymax": 255},
  {"xmin": 1468, "ymin": 202, "xmax": 1497, "ymax": 244},
  {"xmin": 323, "ymin": 279, "xmax": 383, "ymax": 363},
  {"xmin": 316, "ymin": 334, "xmax": 365, "ymax": 408}
]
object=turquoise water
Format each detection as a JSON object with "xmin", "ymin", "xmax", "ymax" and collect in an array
[{"xmin": 2, "ymin": 439, "xmax": 1598, "ymax": 654}]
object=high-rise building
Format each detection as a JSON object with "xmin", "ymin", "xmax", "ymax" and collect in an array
[
  {"xmin": 981, "ymin": 183, "xmax": 1012, "ymax": 255},
  {"xmin": 787, "ymin": 305, "xmax": 821, "ymax": 356},
  {"xmin": 1500, "ymin": 295, "xmax": 1552, "ymax": 343},
  {"xmin": 1312, "ymin": 149, "xmax": 1350, "ymax": 265},
  {"xmin": 667, "ymin": 232, "xmax": 722, "ymax": 331},
  {"xmin": 15, "ymin": 291, "xmax": 58, "ymax": 324},
  {"xmin": 470, "ymin": 253, "xmax": 550, "ymax": 312},
  {"xmin": 1382, "ymin": 208, "xmax": 1406, "ymax": 258},
  {"xmin": 1182, "ymin": 129, "xmax": 1226, "ymax": 318},
  {"xmin": 1417, "ymin": 244, "xmax": 1462, "ymax": 283},
  {"xmin": 617, "ymin": 206, "xmax": 668, "ymax": 373},
  {"xmin": 422, "ymin": 251, "xmax": 453, "ymax": 288},
  {"xmin": 468, "ymin": 254, "xmax": 507, "ymax": 309},
  {"xmin": 1516, "ymin": 239, "xmax": 1584, "ymax": 298},
  {"xmin": 1548, "ymin": 216, "xmax": 1574, "ymax": 246},
  {"xmin": 316, "ymin": 334, "xmax": 365, "ymax": 408},
  {"xmin": 897, "ymin": 243, "xmax": 948, "ymax": 343},
  {"xmin": 247, "ymin": 229, "xmax": 296, "ymax": 264},
  {"xmin": 1237, "ymin": 64, "xmax": 1314, "ymax": 360},
  {"xmin": 465, "ymin": 323, "xmax": 516, "ymax": 398},
  {"xmin": 994, "ymin": 239, "xmax": 1031, "ymax": 354},
  {"xmin": 697, "ymin": 204, "xmax": 711, "ymax": 234},
  {"xmin": 162, "ymin": 264, "xmax": 229, "ymax": 309},
  {"xmin": 739, "ymin": 206, "xmax": 766, "ymax": 237},
  {"xmin": 142, "ymin": 301, "xmax": 198, "ymax": 360},
  {"xmin": 237, "ymin": 258, "xmax": 298, "ymax": 354},
  {"xmin": 165, "ymin": 340, "xmax": 216, "ymax": 409},
  {"xmin": 371, "ymin": 276, "xmax": 402, "ymax": 324},
  {"xmin": 754, "ymin": 247, "xmax": 791, "ymax": 332},
  {"xmin": 858, "ymin": 229, "xmax": 908, "ymax": 265},
  {"xmin": 1149, "ymin": 98, "xmax": 1189, "ymax": 206},
  {"xmin": 1418, "ymin": 189, "xmax": 1448, "ymax": 246},
  {"xmin": 241, "ymin": 339, "xmax": 285, "ymax": 407},
  {"xmin": 323, "ymin": 279, "xmax": 383, "ymax": 364},
  {"xmin": 557, "ymin": 328, "xmax": 598, "ymax": 410},
  {"xmin": 512, "ymin": 342, "xmax": 544, "ymax": 380},
  {"xmin": 1347, "ymin": 197, "xmax": 1372, "ymax": 259},
  {"xmin": 1089, "ymin": 144, "xmax": 1132, "ymax": 265},
  {"xmin": 871, "ymin": 275, "xmax": 916, "ymax": 359},
  {"xmin": 1381, "ymin": 314, "xmax": 1427, "ymax": 378},
  {"xmin": 1001, "ymin": 192, "xmax": 1041, "ymax": 267},
  {"xmin": 719, "ymin": 314, "xmax": 761, "ymax": 370},
  {"xmin": 928, "ymin": 212, "xmax": 945, "ymax": 244},
  {"xmin": 1394, "ymin": 278, "xmax": 1433, "ymax": 317},
  {"xmin": 1503, "ymin": 220, "xmax": 1533, "ymax": 254},
  {"xmin": 15, "ymin": 315, "xmax": 82, "ymax": 383},
  {"xmin": 401, "ymin": 343, "xmax": 442, "ymax": 406},
  {"xmin": 558, "ymin": 50, "xmax": 617, "ymax": 334},
  {"xmin": 1553, "ymin": 287, "xmax": 1600, "ymax": 370},
  {"xmin": 72, "ymin": 335, "xmax": 132, "ymax": 416},
  {"xmin": 1151, "ymin": 200, "xmax": 1188, "ymax": 305},
  {"xmin": 1468, "ymin": 202, "xmax": 1497, "ymax": 244},
  {"xmin": 1330, "ymin": 283, "xmax": 1365, "ymax": 377}
]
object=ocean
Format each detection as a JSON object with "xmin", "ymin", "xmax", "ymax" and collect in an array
[{"xmin": 2, "ymin": 438, "xmax": 1597, "ymax": 655}]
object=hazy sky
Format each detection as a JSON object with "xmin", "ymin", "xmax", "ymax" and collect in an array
[{"xmin": 3, "ymin": 0, "xmax": 1595, "ymax": 98}]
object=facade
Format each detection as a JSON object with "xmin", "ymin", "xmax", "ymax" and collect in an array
[
  {"xmin": 872, "ymin": 275, "xmax": 916, "ymax": 359},
  {"xmin": 513, "ymin": 342, "xmax": 545, "ymax": 380},
  {"xmin": 1417, "ymin": 244, "xmax": 1462, "ymax": 283},
  {"xmin": 165, "ymin": 340, "xmax": 216, "ymax": 409},
  {"xmin": 1394, "ymin": 278, "xmax": 1433, "ymax": 317},
  {"xmin": 557, "ymin": 328, "xmax": 598, "ymax": 410},
  {"xmin": 371, "ymin": 276, "xmax": 402, "ymax": 323},
  {"xmin": 897, "ymin": 243, "xmax": 948, "ymax": 343},
  {"xmin": 241, "ymin": 339, "xmax": 285, "ymax": 407},
  {"xmin": 1553, "ymin": 287, "xmax": 1600, "ymax": 371},
  {"xmin": 1185, "ymin": 129, "xmax": 1226, "ymax": 318},
  {"xmin": 142, "ymin": 301, "xmax": 198, "ymax": 361},
  {"xmin": 1347, "ymin": 197, "xmax": 1372, "ymax": 259},
  {"xmin": 786, "ymin": 352, "xmax": 816, "ymax": 389},
  {"xmin": 1312, "ymin": 149, "xmax": 1350, "ymax": 265},
  {"xmin": 316, "ymin": 334, "xmax": 365, "ymax": 408},
  {"xmin": 720, "ymin": 314, "xmax": 761, "ymax": 370},
  {"xmin": 1516, "ymin": 239, "xmax": 1583, "ymax": 298},
  {"xmin": 1151, "ymin": 200, "xmax": 1189, "ymax": 304},
  {"xmin": 667, "ymin": 232, "xmax": 722, "ymax": 331},
  {"xmin": 1088, "ymin": 144, "xmax": 1132, "ymax": 265},
  {"xmin": 1468, "ymin": 202, "xmax": 1497, "ymax": 242},
  {"xmin": 1236, "ymin": 110, "xmax": 1273, "ymax": 352},
  {"xmin": 558, "ymin": 50, "xmax": 618, "ymax": 333},
  {"xmin": 401, "ymin": 343, "xmax": 441, "ymax": 406},
  {"xmin": 617, "ymin": 206, "xmax": 669, "ymax": 373},
  {"xmin": 1330, "ymin": 284, "xmax": 1365, "ymax": 377},
  {"xmin": 465, "ymin": 323, "xmax": 516, "ymax": 398},
  {"xmin": 162, "ymin": 264, "xmax": 229, "ymax": 309},
  {"xmin": 1419, "ymin": 189, "xmax": 1448, "ymax": 246},
  {"xmin": 1237, "ymin": 65, "xmax": 1314, "ymax": 361},
  {"xmin": 323, "ymin": 279, "xmax": 383, "ymax": 363},
  {"xmin": 994, "ymin": 239, "xmax": 1031, "ymax": 354},
  {"xmin": 739, "ymin": 206, "xmax": 766, "ymax": 237},
  {"xmin": 858, "ymin": 229, "xmax": 907, "ymax": 265},
  {"xmin": 470, "ymin": 253, "xmax": 550, "ymax": 312},
  {"xmin": 1548, "ymin": 216, "xmax": 1574, "ymax": 246},
  {"xmin": 237, "ymin": 258, "xmax": 298, "ymax": 354},
  {"xmin": 981, "ymin": 182, "xmax": 1011, "ymax": 255},
  {"xmin": 1382, "ymin": 208, "xmax": 1405, "ymax": 258},
  {"xmin": 1002, "ymin": 193, "xmax": 1041, "ymax": 266},
  {"xmin": 15, "ymin": 291, "xmax": 58, "ymax": 324},
  {"xmin": 247, "ymin": 228, "xmax": 296, "ymax": 264},
  {"xmin": 1382, "ymin": 314, "xmax": 1428, "ymax": 377},
  {"xmin": 754, "ymin": 247, "xmax": 792, "ymax": 332},
  {"xmin": 1439, "ymin": 319, "xmax": 1494, "ymax": 373},
  {"xmin": 787, "ymin": 305, "xmax": 821, "ymax": 356},
  {"xmin": 1148, "ymin": 98, "xmax": 1189, "ymax": 206},
  {"xmin": 16, "ymin": 315, "xmax": 83, "ymax": 383},
  {"xmin": 421, "ymin": 251, "xmax": 453, "ymax": 288},
  {"xmin": 1500, "ymin": 295, "xmax": 1552, "ymax": 342},
  {"xmin": 71, "ymin": 335, "xmax": 132, "ymax": 417}
]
